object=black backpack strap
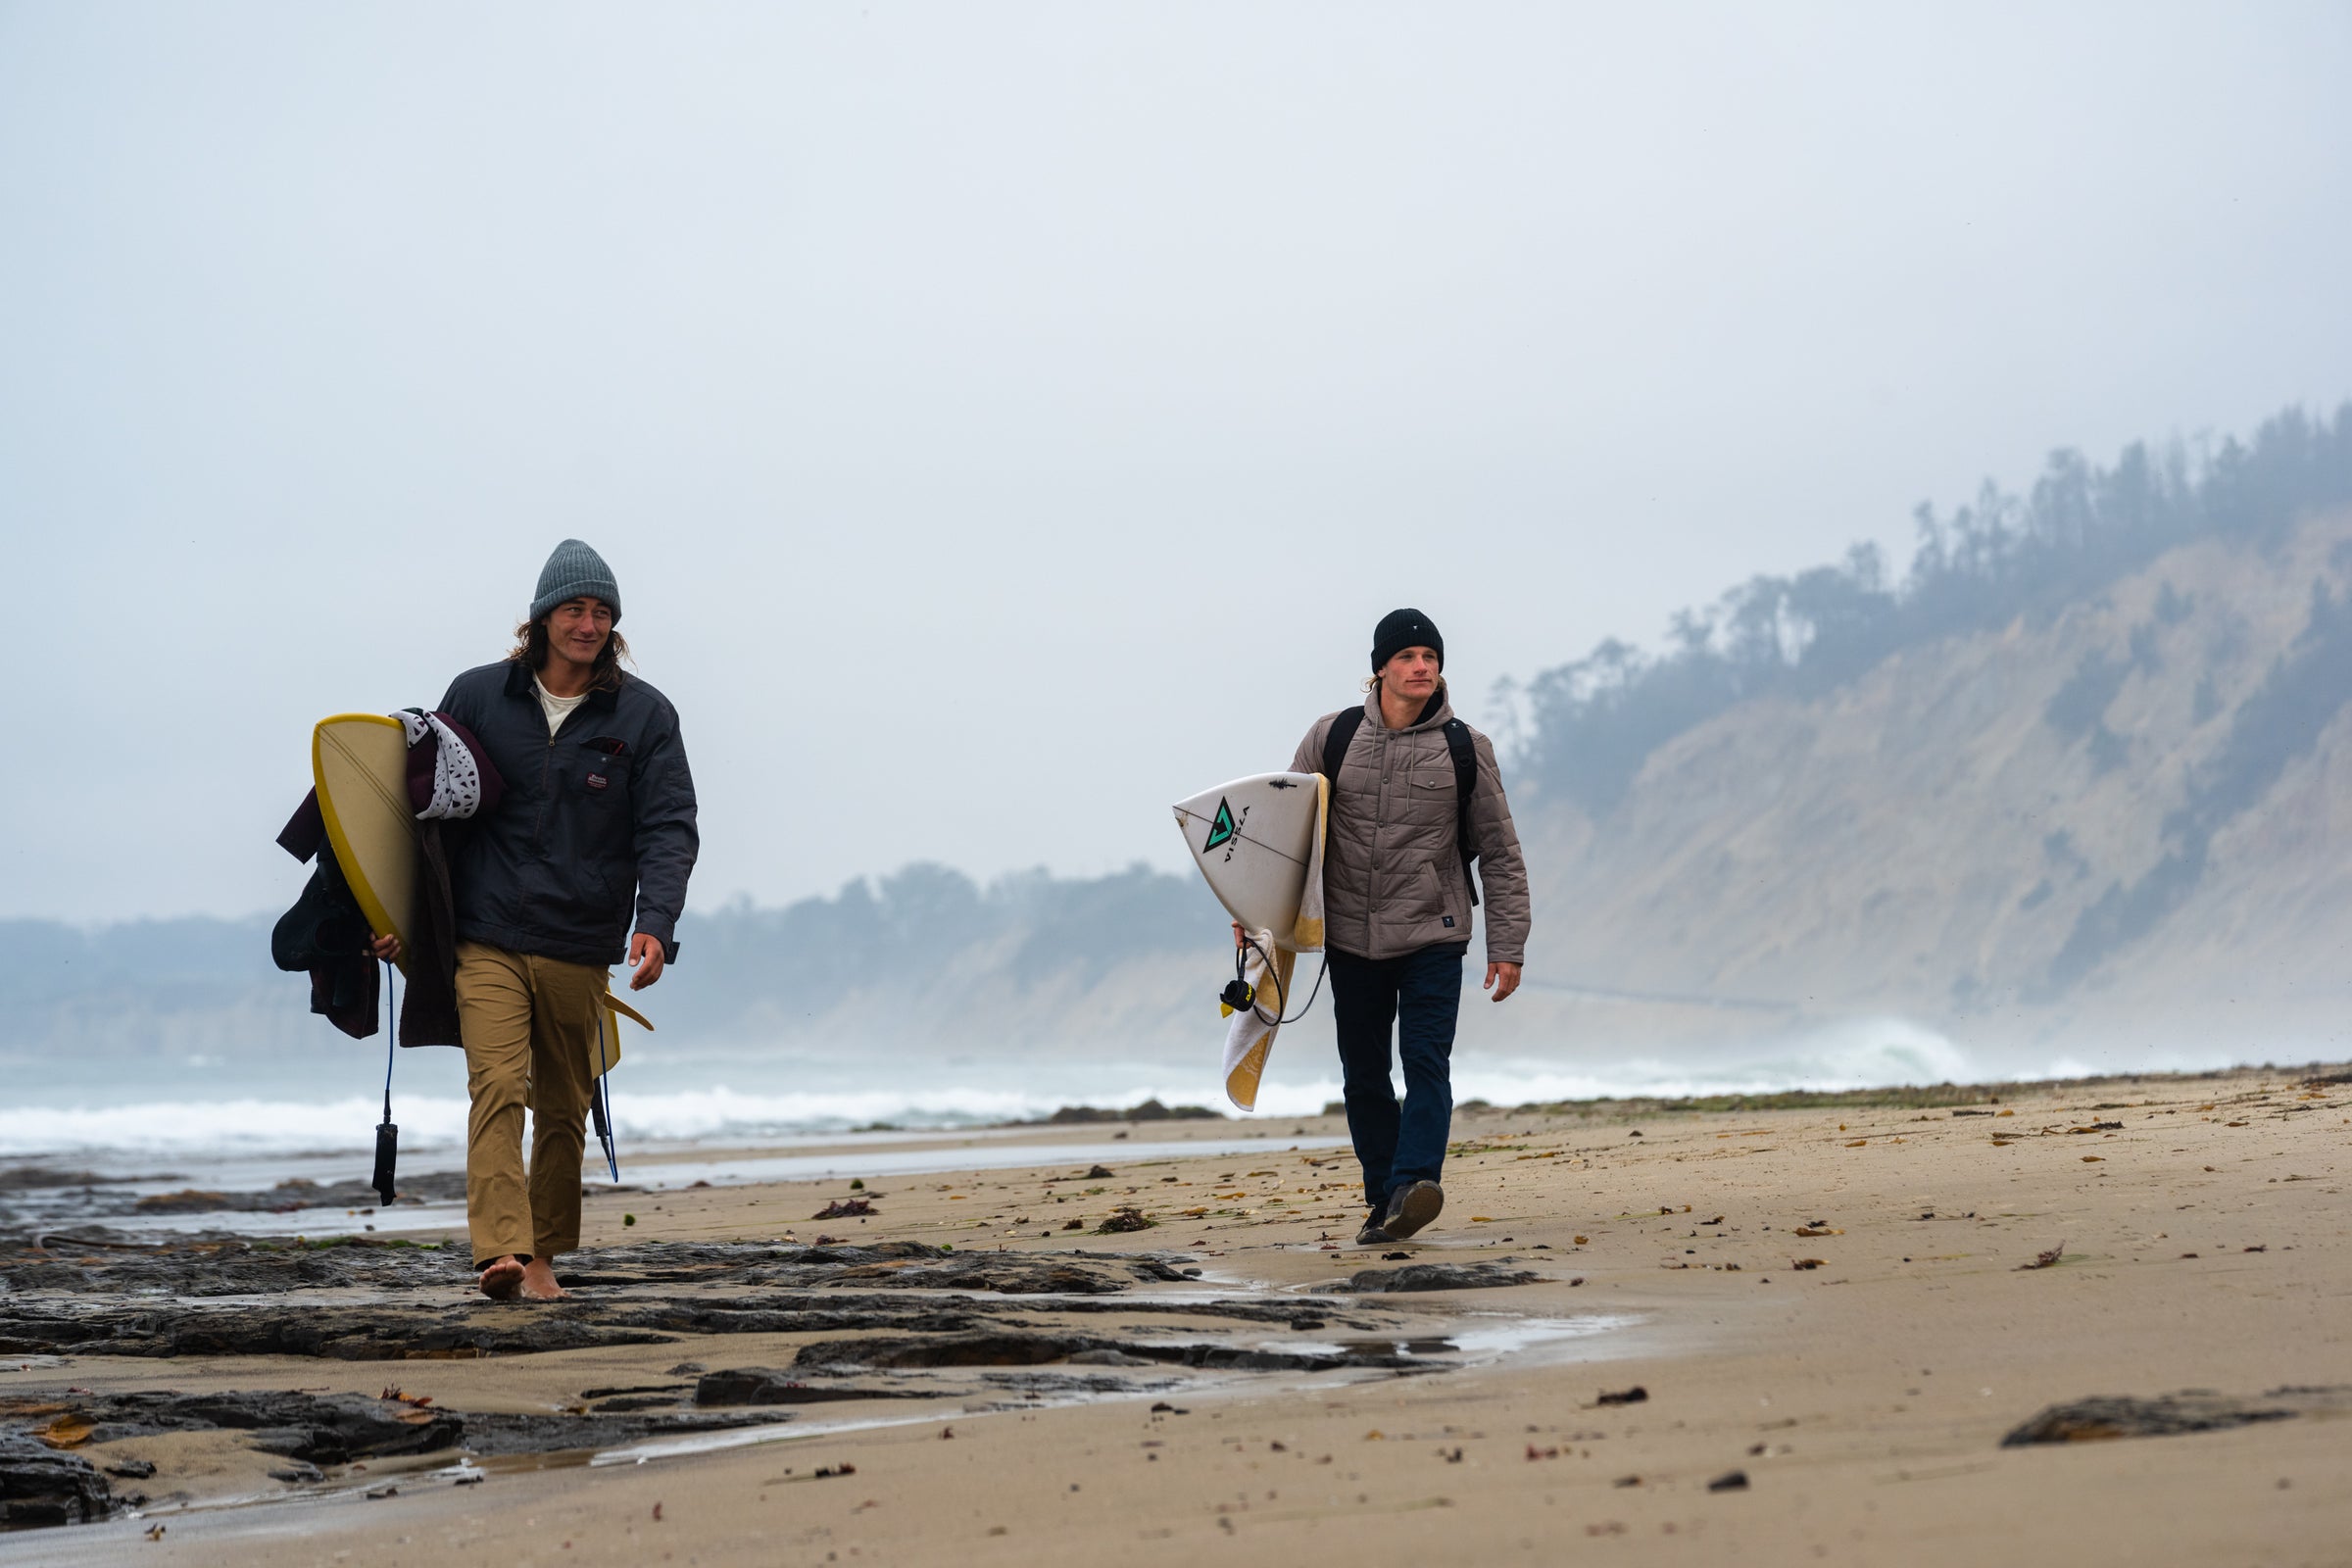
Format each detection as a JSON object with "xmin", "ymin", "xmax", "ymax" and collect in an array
[
  {"xmin": 1444, "ymin": 718, "xmax": 1481, "ymax": 908},
  {"xmin": 1320, "ymin": 706, "xmax": 1366, "ymax": 791}
]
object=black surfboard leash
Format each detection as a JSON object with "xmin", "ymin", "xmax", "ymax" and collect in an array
[
  {"xmin": 1232, "ymin": 931, "xmax": 1328, "ymax": 1028},
  {"xmin": 372, "ymin": 959, "xmax": 399, "ymax": 1207}
]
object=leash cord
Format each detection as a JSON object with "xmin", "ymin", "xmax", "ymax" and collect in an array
[
  {"xmin": 1236, "ymin": 933, "xmax": 1329, "ymax": 1027},
  {"xmin": 381, "ymin": 960, "xmax": 397, "ymax": 1122}
]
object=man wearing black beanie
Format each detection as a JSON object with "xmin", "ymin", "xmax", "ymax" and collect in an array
[{"xmin": 1278, "ymin": 609, "xmax": 1530, "ymax": 1246}]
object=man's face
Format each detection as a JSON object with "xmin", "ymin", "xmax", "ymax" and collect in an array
[
  {"xmin": 545, "ymin": 597, "xmax": 613, "ymax": 666},
  {"xmin": 1379, "ymin": 645, "xmax": 1442, "ymax": 702}
]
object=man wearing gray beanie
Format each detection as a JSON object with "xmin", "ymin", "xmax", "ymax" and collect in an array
[
  {"xmin": 374, "ymin": 538, "xmax": 699, "ymax": 1300},
  {"xmin": 1272, "ymin": 608, "xmax": 1530, "ymax": 1248}
]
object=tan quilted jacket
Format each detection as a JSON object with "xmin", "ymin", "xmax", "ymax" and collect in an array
[{"xmin": 1290, "ymin": 683, "xmax": 1530, "ymax": 965}]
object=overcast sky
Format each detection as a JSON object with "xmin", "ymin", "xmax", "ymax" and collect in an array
[{"xmin": 6, "ymin": 2, "xmax": 2350, "ymax": 924}]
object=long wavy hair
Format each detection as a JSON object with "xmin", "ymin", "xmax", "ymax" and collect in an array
[{"xmin": 509, "ymin": 613, "xmax": 631, "ymax": 692}]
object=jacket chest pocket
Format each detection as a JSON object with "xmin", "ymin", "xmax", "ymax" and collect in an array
[
  {"xmin": 576, "ymin": 739, "xmax": 633, "ymax": 808},
  {"xmin": 1407, "ymin": 768, "xmax": 1455, "ymax": 824}
]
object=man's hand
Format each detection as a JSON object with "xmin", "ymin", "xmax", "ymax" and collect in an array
[
  {"xmin": 1484, "ymin": 961, "xmax": 1521, "ymax": 1003},
  {"xmin": 368, "ymin": 933, "xmax": 402, "ymax": 962},
  {"xmin": 1232, "ymin": 921, "xmax": 1247, "ymax": 951},
  {"xmin": 628, "ymin": 932, "xmax": 666, "ymax": 990}
]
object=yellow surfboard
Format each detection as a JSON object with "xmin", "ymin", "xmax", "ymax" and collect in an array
[
  {"xmin": 312, "ymin": 711, "xmax": 652, "ymax": 1077},
  {"xmin": 313, "ymin": 714, "xmax": 418, "ymax": 976}
]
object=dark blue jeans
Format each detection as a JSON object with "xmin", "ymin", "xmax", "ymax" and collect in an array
[{"xmin": 1328, "ymin": 942, "xmax": 1467, "ymax": 1211}]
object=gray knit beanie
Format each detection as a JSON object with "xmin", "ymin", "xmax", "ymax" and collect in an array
[{"xmin": 530, "ymin": 538, "xmax": 621, "ymax": 623}]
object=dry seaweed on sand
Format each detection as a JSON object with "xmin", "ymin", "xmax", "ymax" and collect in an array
[
  {"xmin": 1094, "ymin": 1205, "xmax": 1155, "ymax": 1234},
  {"xmin": 2016, "ymin": 1241, "xmax": 2066, "ymax": 1270}
]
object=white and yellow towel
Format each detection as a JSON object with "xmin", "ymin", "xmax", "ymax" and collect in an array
[{"xmin": 1221, "ymin": 774, "xmax": 1329, "ymax": 1110}]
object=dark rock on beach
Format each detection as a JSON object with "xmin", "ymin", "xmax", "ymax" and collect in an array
[
  {"xmin": 695, "ymin": 1367, "xmax": 941, "ymax": 1406},
  {"xmin": 793, "ymin": 1329, "xmax": 1420, "ymax": 1375},
  {"xmin": 0, "ymin": 1433, "xmax": 117, "ymax": 1527},
  {"xmin": 0, "ymin": 1387, "xmax": 791, "ymax": 1481},
  {"xmin": 0, "ymin": 1239, "xmax": 1373, "ymax": 1362},
  {"xmin": 2000, "ymin": 1386, "xmax": 2352, "ymax": 1446},
  {"xmin": 0, "ymin": 1236, "xmax": 472, "ymax": 1298},
  {"xmin": 1, "ymin": 1389, "xmax": 464, "ymax": 1463},
  {"xmin": 1316, "ymin": 1263, "xmax": 1542, "ymax": 1295}
]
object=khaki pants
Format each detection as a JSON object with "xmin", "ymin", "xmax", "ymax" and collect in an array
[{"xmin": 454, "ymin": 941, "xmax": 608, "ymax": 1267}]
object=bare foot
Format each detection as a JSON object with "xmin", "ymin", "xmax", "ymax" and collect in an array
[
  {"xmin": 518, "ymin": 1257, "xmax": 567, "ymax": 1300},
  {"xmin": 477, "ymin": 1256, "xmax": 523, "ymax": 1300}
]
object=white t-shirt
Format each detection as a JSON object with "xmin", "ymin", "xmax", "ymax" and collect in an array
[{"xmin": 535, "ymin": 679, "xmax": 590, "ymax": 737}]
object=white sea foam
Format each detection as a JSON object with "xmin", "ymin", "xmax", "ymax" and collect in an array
[{"xmin": 0, "ymin": 1016, "xmax": 2238, "ymax": 1164}]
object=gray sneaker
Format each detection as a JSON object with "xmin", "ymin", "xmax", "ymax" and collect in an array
[
  {"xmin": 1382, "ymin": 1180, "xmax": 1445, "ymax": 1241},
  {"xmin": 1354, "ymin": 1213, "xmax": 1394, "ymax": 1247}
]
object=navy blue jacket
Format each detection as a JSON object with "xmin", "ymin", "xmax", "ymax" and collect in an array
[{"xmin": 435, "ymin": 660, "xmax": 699, "ymax": 967}]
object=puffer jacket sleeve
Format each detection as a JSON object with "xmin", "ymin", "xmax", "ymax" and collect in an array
[
  {"xmin": 629, "ymin": 698, "xmax": 700, "ymax": 962},
  {"xmin": 1469, "ymin": 729, "xmax": 1530, "ymax": 965},
  {"xmin": 1290, "ymin": 713, "xmax": 1335, "ymax": 776}
]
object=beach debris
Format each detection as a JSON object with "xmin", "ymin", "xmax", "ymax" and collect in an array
[
  {"xmin": 1595, "ymin": 1386, "xmax": 1648, "ymax": 1406},
  {"xmin": 1792, "ymin": 1225, "xmax": 1841, "ymax": 1238},
  {"xmin": 2082, "ymin": 1155, "xmax": 2104, "ymax": 1162},
  {"xmin": 1316, "ymin": 1262, "xmax": 1538, "ymax": 1295},
  {"xmin": 365, "ymin": 1484, "xmax": 399, "ymax": 1499},
  {"xmin": 812, "ymin": 1463, "xmax": 858, "ymax": 1479},
  {"xmin": 454, "ymin": 1472, "xmax": 483, "ymax": 1486},
  {"xmin": 813, "ymin": 1199, "xmax": 876, "ymax": 1220},
  {"xmin": 1999, "ymin": 1389, "xmax": 2352, "ymax": 1446},
  {"xmin": 2017, "ymin": 1242, "xmax": 2066, "ymax": 1271},
  {"xmin": 623, "ymin": 1213, "xmax": 637, "ymax": 1226},
  {"xmin": 1789, "ymin": 1259, "xmax": 1825, "ymax": 1270},
  {"xmin": 2068, "ymin": 1122, "xmax": 2124, "ymax": 1133},
  {"xmin": 1086, "ymin": 1165, "xmax": 1116, "ymax": 1179},
  {"xmin": 1526, "ymin": 1444, "xmax": 1559, "ymax": 1460},
  {"xmin": 1844, "ymin": 1140, "xmax": 1868, "ymax": 1148},
  {"xmin": 270, "ymin": 1461, "xmax": 325, "ymax": 1483},
  {"xmin": 1613, "ymin": 1474, "xmax": 1642, "ymax": 1487},
  {"xmin": 1573, "ymin": 1235, "xmax": 1590, "ymax": 1245},
  {"xmin": 1708, "ymin": 1469, "xmax": 1750, "ymax": 1492},
  {"xmin": 1062, "ymin": 1218, "xmax": 1085, "ymax": 1230},
  {"xmin": 145, "ymin": 1523, "xmax": 165, "ymax": 1539}
]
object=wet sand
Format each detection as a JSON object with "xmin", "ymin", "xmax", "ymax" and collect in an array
[{"xmin": 6, "ymin": 1067, "xmax": 2348, "ymax": 1565}]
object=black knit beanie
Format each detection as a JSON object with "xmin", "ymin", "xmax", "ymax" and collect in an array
[{"xmin": 1370, "ymin": 608, "xmax": 1444, "ymax": 673}]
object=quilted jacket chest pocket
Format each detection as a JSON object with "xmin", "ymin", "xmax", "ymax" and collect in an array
[{"xmin": 1407, "ymin": 768, "xmax": 1455, "ymax": 822}]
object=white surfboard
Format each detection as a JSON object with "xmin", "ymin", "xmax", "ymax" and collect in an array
[{"xmin": 1173, "ymin": 772, "xmax": 1320, "ymax": 938}]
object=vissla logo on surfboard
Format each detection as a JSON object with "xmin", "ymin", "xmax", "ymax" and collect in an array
[{"xmin": 1202, "ymin": 797, "xmax": 1242, "ymax": 857}]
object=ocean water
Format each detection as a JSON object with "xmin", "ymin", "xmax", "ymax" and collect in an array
[{"xmin": 0, "ymin": 1012, "xmax": 2226, "ymax": 1169}]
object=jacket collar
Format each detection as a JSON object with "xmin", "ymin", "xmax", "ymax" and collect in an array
[
  {"xmin": 1362, "ymin": 680, "xmax": 1452, "ymax": 733},
  {"xmin": 504, "ymin": 658, "xmax": 621, "ymax": 712}
]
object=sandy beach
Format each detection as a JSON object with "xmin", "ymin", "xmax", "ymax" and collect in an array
[{"xmin": 4, "ymin": 1065, "xmax": 2347, "ymax": 1567}]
